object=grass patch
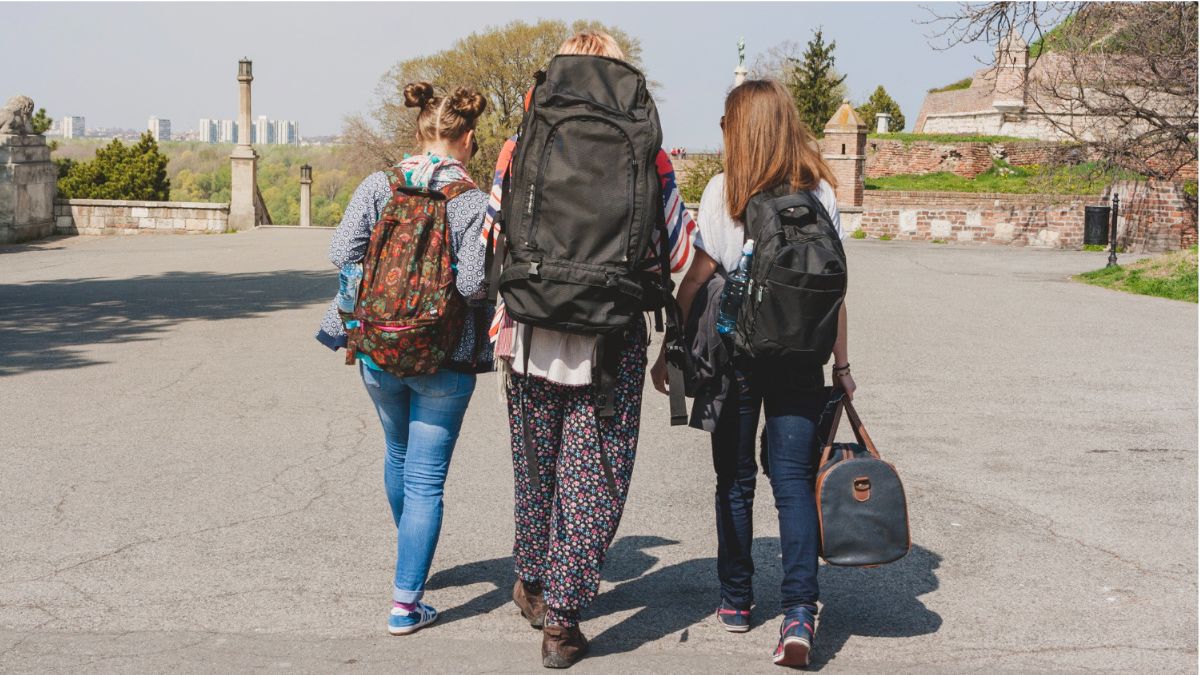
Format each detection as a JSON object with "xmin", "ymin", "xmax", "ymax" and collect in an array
[
  {"xmin": 865, "ymin": 161, "xmax": 1145, "ymax": 195},
  {"xmin": 1183, "ymin": 180, "xmax": 1197, "ymax": 198},
  {"xmin": 927, "ymin": 77, "xmax": 973, "ymax": 93},
  {"xmin": 878, "ymin": 233, "xmax": 893, "ymax": 241},
  {"xmin": 850, "ymin": 230, "xmax": 867, "ymax": 240},
  {"xmin": 931, "ymin": 238, "xmax": 947, "ymax": 244},
  {"xmin": 868, "ymin": 132, "xmax": 1038, "ymax": 145},
  {"xmin": 1075, "ymin": 246, "xmax": 1198, "ymax": 302},
  {"xmin": 1082, "ymin": 244, "xmax": 1107, "ymax": 252}
]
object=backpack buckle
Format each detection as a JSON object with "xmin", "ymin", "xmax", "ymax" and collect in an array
[{"xmin": 529, "ymin": 260, "xmax": 541, "ymax": 278}]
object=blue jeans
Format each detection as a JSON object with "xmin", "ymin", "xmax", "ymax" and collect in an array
[
  {"xmin": 711, "ymin": 364, "xmax": 827, "ymax": 611},
  {"xmin": 360, "ymin": 364, "xmax": 476, "ymax": 604}
]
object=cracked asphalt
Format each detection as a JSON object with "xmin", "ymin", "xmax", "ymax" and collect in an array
[{"xmin": 0, "ymin": 230, "xmax": 1195, "ymax": 673}]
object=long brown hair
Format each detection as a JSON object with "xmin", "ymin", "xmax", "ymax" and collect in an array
[
  {"xmin": 403, "ymin": 81, "xmax": 487, "ymax": 144},
  {"xmin": 722, "ymin": 79, "xmax": 836, "ymax": 221}
]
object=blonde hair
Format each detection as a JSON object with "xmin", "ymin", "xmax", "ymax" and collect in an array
[
  {"xmin": 558, "ymin": 30, "xmax": 625, "ymax": 59},
  {"xmin": 403, "ymin": 82, "xmax": 487, "ymax": 144},
  {"xmin": 722, "ymin": 79, "xmax": 837, "ymax": 222}
]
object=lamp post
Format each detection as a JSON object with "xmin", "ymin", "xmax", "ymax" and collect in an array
[{"xmin": 1107, "ymin": 193, "xmax": 1120, "ymax": 267}]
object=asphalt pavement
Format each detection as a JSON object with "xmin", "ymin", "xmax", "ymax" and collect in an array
[{"xmin": 0, "ymin": 230, "xmax": 1195, "ymax": 673}]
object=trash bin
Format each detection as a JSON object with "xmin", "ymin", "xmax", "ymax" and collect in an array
[{"xmin": 1084, "ymin": 205, "xmax": 1111, "ymax": 246}]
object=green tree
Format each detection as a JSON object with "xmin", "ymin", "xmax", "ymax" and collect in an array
[
  {"xmin": 786, "ymin": 29, "xmax": 846, "ymax": 137},
  {"xmin": 30, "ymin": 108, "xmax": 53, "ymax": 135},
  {"xmin": 58, "ymin": 132, "xmax": 170, "ymax": 200},
  {"xmin": 856, "ymin": 86, "xmax": 906, "ymax": 133},
  {"xmin": 343, "ymin": 19, "xmax": 645, "ymax": 186},
  {"xmin": 678, "ymin": 155, "xmax": 725, "ymax": 204}
]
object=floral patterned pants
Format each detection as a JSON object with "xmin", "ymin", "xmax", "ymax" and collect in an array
[{"xmin": 506, "ymin": 320, "xmax": 647, "ymax": 628}]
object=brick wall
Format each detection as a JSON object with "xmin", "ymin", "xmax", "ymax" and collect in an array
[
  {"xmin": 1102, "ymin": 180, "xmax": 1198, "ymax": 251},
  {"xmin": 54, "ymin": 199, "xmax": 230, "ymax": 235},
  {"xmin": 865, "ymin": 139, "xmax": 1081, "ymax": 178},
  {"xmin": 856, "ymin": 185, "xmax": 1195, "ymax": 251}
]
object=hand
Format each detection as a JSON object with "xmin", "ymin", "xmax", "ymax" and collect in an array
[
  {"xmin": 835, "ymin": 372, "xmax": 856, "ymax": 400},
  {"xmin": 650, "ymin": 351, "xmax": 669, "ymax": 395}
]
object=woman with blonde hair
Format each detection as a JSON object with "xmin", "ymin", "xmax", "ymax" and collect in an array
[
  {"xmin": 652, "ymin": 79, "xmax": 855, "ymax": 668},
  {"xmin": 486, "ymin": 30, "xmax": 696, "ymax": 668}
]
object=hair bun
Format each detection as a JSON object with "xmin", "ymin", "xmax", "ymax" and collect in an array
[
  {"xmin": 448, "ymin": 88, "xmax": 487, "ymax": 120},
  {"xmin": 403, "ymin": 82, "xmax": 435, "ymax": 109}
]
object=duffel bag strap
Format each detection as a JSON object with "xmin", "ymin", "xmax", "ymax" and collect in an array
[
  {"xmin": 841, "ymin": 399, "xmax": 881, "ymax": 459},
  {"xmin": 818, "ymin": 400, "xmax": 845, "ymax": 467}
]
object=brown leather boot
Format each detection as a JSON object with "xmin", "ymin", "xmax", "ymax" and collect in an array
[
  {"xmin": 542, "ymin": 623, "xmax": 588, "ymax": 669},
  {"xmin": 512, "ymin": 580, "xmax": 547, "ymax": 629}
]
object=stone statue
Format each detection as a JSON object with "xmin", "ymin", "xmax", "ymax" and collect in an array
[
  {"xmin": 0, "ymin": 96, "xmax": 36, "ymax": 135},
  {"xmin": 737, "ymin": 37, "xmax": 745, "ymax": 68}
]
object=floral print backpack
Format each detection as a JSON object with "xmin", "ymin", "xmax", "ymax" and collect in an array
[{"xmin": 342, "ymin": 170, "xmax": 474, "ymax": 377}]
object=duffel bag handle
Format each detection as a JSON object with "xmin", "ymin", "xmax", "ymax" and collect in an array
[{"xmin": 819, "ymin": 396, "xmax": 881, "ymax": 466}]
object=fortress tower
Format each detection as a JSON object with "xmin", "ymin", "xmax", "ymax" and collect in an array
[{"xmin": 992, "ymin": 29, "xmax": 1029, "ymax": 113}]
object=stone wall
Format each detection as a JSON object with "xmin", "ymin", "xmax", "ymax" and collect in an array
[
  {"xmin": 865, "ymin": 139, "xmax": 1082, "ymax": 179},
  {"xmin": 54, "ymin": 199, "xmax": 230, "ymax": 235},
  {"xmin": 855, "ymin": 187, "xmax": 1194, "ymax": 252}
]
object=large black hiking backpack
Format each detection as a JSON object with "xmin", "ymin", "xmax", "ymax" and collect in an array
[
  {"xmin": 733, "ymin": 189, "xmax": 847, "ymax": 365},
  {"xmin": 498, "ymin": 54, "xmax": 669, "ymax": 335}
]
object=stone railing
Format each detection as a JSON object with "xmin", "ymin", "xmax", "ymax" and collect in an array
[{"xmin": 54, "ymin": 198, "xmax": 230, "ymax": 235}]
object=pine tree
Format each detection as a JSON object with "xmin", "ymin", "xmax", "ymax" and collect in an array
[
  {"xmin": 856, "ymin": 86, "xmax": 906, "ymax": 133},
  {"xmin": 30, "ymin": 108, "xmax": 52, "ymax": 135},
  {"xmin": 786, "ymin": 29, "xmax": 847, "ymax": 137},
  {"xmin": 58, "ymin": 133, "xmax": 171, "ymax": 201}
]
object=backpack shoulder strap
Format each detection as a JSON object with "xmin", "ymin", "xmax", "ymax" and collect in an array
[{"xmin": 438, "ymin": 180, "xmax": 477, "ymax": 202}]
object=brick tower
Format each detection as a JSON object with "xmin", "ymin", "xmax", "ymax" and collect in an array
[{"xmin": 822, "ymin": 99, "xmax": 867, "ymax": 208}]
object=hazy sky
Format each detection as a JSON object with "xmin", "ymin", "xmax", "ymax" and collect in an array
[{"xmin": 4, "ymin": 2, "xmax": 994, "ymax": 148}]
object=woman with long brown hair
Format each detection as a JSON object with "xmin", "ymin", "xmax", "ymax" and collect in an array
[{"xmin": 651, "ymin": 79, "xmax": 856, "ymax": 668}]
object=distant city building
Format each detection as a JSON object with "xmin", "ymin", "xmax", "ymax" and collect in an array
[
  {"xmin": 256, "ymin": 115, "xmax": 273, "ymax": 145},
  {"xmin": 62, "ymin": 116, "xmax": 85, "ymax": 139},
  {"xmin": 272, "ymin": 119, "xmax": 299, "ymax": 145},
  {"xmin": 148, "ymin": 116, "xmax": 171, "ymax": 141},
  {"xmin": 198, "ymin": 118, "xmax": 218, "ymax": 143},
  {"xmin": 217, "ymin": 119, "xmax": 237, "ymax": 143}
]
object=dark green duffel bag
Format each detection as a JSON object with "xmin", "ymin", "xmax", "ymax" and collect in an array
[{"xmin": 815, "ymin": 397, "xmax": 910, "ymax": 567}]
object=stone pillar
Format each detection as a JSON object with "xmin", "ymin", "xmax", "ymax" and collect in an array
[
  {"xmin": 876, "ymin": 112, "xmax": 891, "ymax": 134},
  {"xmin": 0, "ymin": 96, "xmax": 57, "ymax": 244},
  {"xmin": 228, "ymin": 58, "xmax": 259, "ymax": 231},
  {"xmin": 822, "ymin": 99, "xmax": 867, "ymax": 208},
  {"xmin": 299, "ymin": 164, "xmax": 312, "ymax": 227}
]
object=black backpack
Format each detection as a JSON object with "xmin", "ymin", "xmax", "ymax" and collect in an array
[
  {"xmin": 733, "ymin": 189, "xmax": 847, "ymax": 365},
  {"xmin": 498, "ymin": 54, "xmax": 669, "ymax": 336}
]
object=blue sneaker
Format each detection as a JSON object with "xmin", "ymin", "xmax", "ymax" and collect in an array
[
  {"xmin": 715, "ymin": 601, "xmax": 751, "ymax": 633},
  {"xmin": 388, "ymin": 602, "xmax": 438, "ymax": 635},
  {"xmin": 773, "ymin": 606, "xmax": 816, "ymax": 668}
]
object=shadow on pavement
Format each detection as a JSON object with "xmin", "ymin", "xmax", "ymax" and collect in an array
[
  {"xmin": 423, "ymin": 535, "xmax": 940, "ymax": 664},
  {"xmin": 0, "ymin": 269, "xmax": 334, "ymax": 376},
  {"xmin": 809, "ymin": 544, "xmax": 943, "ymax": 669}
]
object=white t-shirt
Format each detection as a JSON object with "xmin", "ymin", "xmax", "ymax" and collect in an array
[{"xmin": 693, "ymin": 173, "xmax": 845, "ymax": 272}]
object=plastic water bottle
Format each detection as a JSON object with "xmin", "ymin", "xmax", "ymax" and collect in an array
[
  {"xmin": 716, "ymin": 240, "xmax": 755, "ymax": 335},
  {"xmin": 337, "ymin": 262, "xmax": 362, "ymax": 314}
]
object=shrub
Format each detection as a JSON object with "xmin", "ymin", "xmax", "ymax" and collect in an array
[
  {"xmin": 850, "ymin": 229, "xmax": 866, "ymax": 240},
  {"xmin": 678, "ymin": 155, "xmax": 724, "ymax": 204},
  {"xmin": 57, "ymin": 133, "xmax": 170, "ymax": 201}
]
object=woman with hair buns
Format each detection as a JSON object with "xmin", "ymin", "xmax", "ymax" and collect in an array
[{"xmin": 316, "ymin": 82, "xmax": 491, "ymax": 636}]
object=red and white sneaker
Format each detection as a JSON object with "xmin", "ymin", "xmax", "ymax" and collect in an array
[{"xmin": 772, "ymin": 605, "xmax": 816, "ymax": 668}]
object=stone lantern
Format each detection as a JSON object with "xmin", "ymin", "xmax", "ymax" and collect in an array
[{"xmin": 299, "ymin": 164, "xmax": 313, "ymax": 227}]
